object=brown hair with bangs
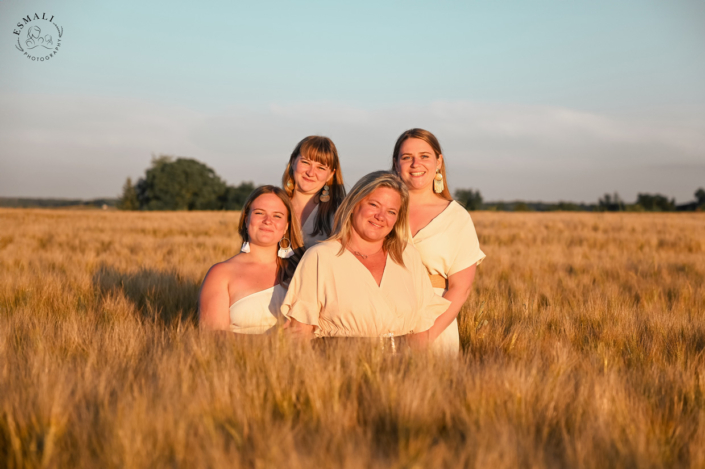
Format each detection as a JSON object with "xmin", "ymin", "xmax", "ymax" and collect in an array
[
  {"xmin": 391, "ymin": 128, "xmax": 453, "ymax": 201},
  {"xmin": 237, "ymin": 185, "xmax": 304, "ymax": 286},
  {"xmin": 282, "ymin": 136, "xmax": 346, "ymax": 238},
  {"xmin": 330, "ymin": 171, "xmax": 410, "ymax": 267}
]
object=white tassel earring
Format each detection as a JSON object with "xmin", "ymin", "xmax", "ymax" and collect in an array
[
  {"xmin": 240, "ymin": 241, "xmax": 250, "ymax": 253},
  {"xmin": 277, "ymin": 237, "xmax": 294, "ymax": 258},
  {"xmin": 433, "ymin": 168, "xmax": 444, "ymax": 194}
]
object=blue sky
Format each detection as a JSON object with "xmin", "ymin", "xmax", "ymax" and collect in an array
[{"xmin": 1, "ymin": 0, "xmax": 704, "ymax": 202}]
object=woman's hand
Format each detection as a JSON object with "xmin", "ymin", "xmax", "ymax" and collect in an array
[
  {"xmin": 406, "ymin": 330, "xmax": 431, "ymax": 350},
  {"xmin": 282, "ymin": 318, "xmax": 315, "ymax": 341},
  {"xmin": 427, "ymin": 264, "xmax": 477, "ymax": 341}
]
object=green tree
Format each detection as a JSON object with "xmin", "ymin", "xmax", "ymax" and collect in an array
[
  {"xmin": 513, "ymin": 202, "xmax": 531, "ymax": 212},
  {"xmin": 695, "ymin": 188, "xmax": 705, "ymax": 208},
  {"xmin": 554, "ymin": 201, "xmax": 580, "ymax": 211},
  {"xmin": 219, "ymin": 182, "xmax": 256, "ymax": 210},
  {"xmin": 117, "ymin": 177, "xmax": 139, "ymax": 210},
  {"xmin": 454, "ymin": 188, "xmax": 483, "ymax": 210},
  {"xmin": 598, "ymin": 192, "xmax": 625, "ymax": 212},
  {"xmin": 135, "ymin": 156, "xmax": 227, "ymax": 210},
  {"xmin": 635, "ymin": 193, "xmax": 675, "ymax": 212}
]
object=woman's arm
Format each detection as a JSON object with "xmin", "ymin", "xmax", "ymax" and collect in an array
[
  {"xmin": 280, "ymin": 247, "xmax": 323, "ymax": 339},
  {"xmin": 283, "ymin": 317, "xmax": 316, "ymax": 340},
  {"xmin": 198, "ymin": 264, "xmax": 231, "ymax": 331},
  {"xmin": 427, "ymin": 264, "xmax": 476, "ymax": 341}
]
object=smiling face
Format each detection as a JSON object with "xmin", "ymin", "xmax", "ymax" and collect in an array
[
  {"xmin": 350, "ymin": 187, "xmax": 401, "ymax": 243},
  {"xmin": 246, "ymin": 193, "xmax": 290, "ymax": 247},
  {"xmin": 395, "ymin": 138, "xmax": 443, "ymax": 193},
  {"xmin": 292, "ymin": 155, "xmax": 335, "ymax": 195}
]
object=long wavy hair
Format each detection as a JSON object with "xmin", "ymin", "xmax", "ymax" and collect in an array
[
  {"xmin": 330, "ymin": 171, "xmax": 410, "ymax": 267},
  {"xmin": 282, "ymin": 136, "xmax": 346, "ymax": 238},
  {"xmin": 391, "ymin": 128, "xmax": 453, "ymax": 201},
  {"xmin": 237, "ymin": 185, "xmax": 304, "ymax": 286}
]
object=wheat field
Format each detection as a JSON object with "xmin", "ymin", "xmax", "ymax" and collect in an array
[{"xmin": 1, "ymin": 208, "xmax": 704, "ymax": 468}]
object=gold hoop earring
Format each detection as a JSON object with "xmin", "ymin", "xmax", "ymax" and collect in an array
[{"xmin": 286, "ymin": 179, "xmax": 294, "ymax": 190}]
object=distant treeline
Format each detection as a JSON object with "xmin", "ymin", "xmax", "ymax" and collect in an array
[
  {"xmin": 454, "ymin": 188, "xmax": 705, "ymax": 212},
  {"xmin": 3, "ymin": 155, "xmax": 703, "ymax": 212},
  {"xmin": 0, "ymin": 197, "xmax": 117, "ymax": 209},
  {"xmin": 117, "ymin": 156, "xmax": 254, "ymax": 211}
]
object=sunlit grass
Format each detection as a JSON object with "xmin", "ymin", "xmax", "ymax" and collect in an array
[{"xmin": 1, "ymin": 209, "xmax": 704, "ymax": 468}]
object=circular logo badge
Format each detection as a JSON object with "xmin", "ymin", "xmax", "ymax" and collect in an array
[{"xmin": 13, "ymin": 13, "xmax": 63, "ymax": 62}]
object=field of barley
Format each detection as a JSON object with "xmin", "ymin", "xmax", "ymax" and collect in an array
[{"xmin": 1, "ymin": 208, "xmax": 704, "ymax": 468}]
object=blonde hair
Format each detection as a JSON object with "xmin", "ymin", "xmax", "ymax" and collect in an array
[
  {"xmin": 391, "ymin": 128, "xmax": 453, "ymax": 201},
  {"xmin": 282, "ymin": 136, "xmax": 346, "ymax": 238},
  {"xmin": 330, "ymin": 171, "xmax": 410, "ymax": 267},
  {"xmin": 238, "ymin": 185, "xmax": 304, "ymax": 286}
]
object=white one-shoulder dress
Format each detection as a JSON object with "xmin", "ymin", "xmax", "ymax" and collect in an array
[
  {"xmin": 411, "ymin": 201, "xmax": 486, "ymax": 355},
  {"xmin": 229, "ymin": 284, "xmax": 287, "ymax": 334}
]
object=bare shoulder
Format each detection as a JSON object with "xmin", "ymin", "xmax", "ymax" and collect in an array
[{"xmin": 203, "ymin": 255, "xmax": 241, "ymax": 284}]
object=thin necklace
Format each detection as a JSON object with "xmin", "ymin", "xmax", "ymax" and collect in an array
[{"xmin": 349, "ymin": 245, "xmax": 383, "ymax": 259}]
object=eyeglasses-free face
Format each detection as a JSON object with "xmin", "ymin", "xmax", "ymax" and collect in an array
[
  {"xmin": 351, "ymin": 187, "xmax": 401, "ymax": 243},
  {"xmin": 246, "ymin": 193, "xmax": 290, "ymax": 248},
  {"xmin": 396, "ymin": 138, "xmax": 442, "ymax": 193},
  {"xmin": 292, "ymin": 155, "xmax": 334, "ymax": 195}
]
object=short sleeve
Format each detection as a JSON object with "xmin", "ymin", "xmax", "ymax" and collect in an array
[
  {"xmin": 280, "ymin": 248, "xmax": 322, "ymax": 328},
  {"xmin": 409, "ymin": 247, "xmax": 451, "ymax": 332},
  {"xmin": 448, "ymin": 215, "xmax": 486, "ymax": 276}
]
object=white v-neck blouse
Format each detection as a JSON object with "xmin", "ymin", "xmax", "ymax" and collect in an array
[
  {"xmin": 411, "ymin": 200, "xmax": 485, "ymax": 278},
  {"xmin": 281, "ymin": 240, "xmax": 450, "ymax": 338},
  {"xmin": 410, "ymin": 200, "xmax": 485, "ymax": 355}
]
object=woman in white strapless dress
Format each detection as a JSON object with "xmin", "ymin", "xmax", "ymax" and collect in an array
[
  {"xmin": 282, "ymin": 136, "xmax": 346, "ymax": 249},
  {"xmin": 198, "ymin": 186, "xmax": 303, "ymax": 334},
  {"xmin": 391, "ymin": 129, "xmax": 486, "ymax": 355}
]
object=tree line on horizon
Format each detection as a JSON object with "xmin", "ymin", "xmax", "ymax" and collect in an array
[
  {"xmin": 118, "ymin": 156, "xmax": 254, "ymax": 211},
  {"xmin": 108, "ymin": 155, "xmax": 701, "ymax": 213}
]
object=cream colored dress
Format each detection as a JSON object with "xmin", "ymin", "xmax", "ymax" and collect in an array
[
  {"xmin": 281, "ymin": 240, "xmax": 450, "ymax": 338},
  {"xmin": 411, "ymin": 201, "xmax": 486, "ymax": 355},
  {"xmin": 301, "ymin": 205, "xmax": 330, "ymax": 249},
  {"xmin": 229, "ymin": 284, "xmax": 287, "ymax": 334}
]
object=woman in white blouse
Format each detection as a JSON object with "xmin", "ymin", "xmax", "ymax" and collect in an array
[
  {"xmin": 282, "ymin": 136, "xmax": 346, "ymax": 248},
  {"xmin": 199, "ymin": 186, "xmax": 303, "ymax": 334},
  {"xmin": 282, "ymin": 171, "xmax": 449, "ymax": 348},
  {"xmin": 391, "ymin": 129, "xmax": 486, "ymax": 355}
]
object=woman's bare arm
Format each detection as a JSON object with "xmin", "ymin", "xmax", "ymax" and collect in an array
[
  {"xmin": 427, "ymin": 264, "xmax": 476, "ymax": 341},
  {"xmin": 198, "ymin": 264, "xmax": 232, "ymax": 331}
]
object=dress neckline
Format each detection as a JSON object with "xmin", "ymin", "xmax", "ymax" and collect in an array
[
  {"xmin": 411, "ymin": 200, "xmax": 455, "ymax": 239},
  {"xmin": 229, "ymin": 285, "xmax": 281, "ymax": 309},
  {"xmin": 301, "ymin": 203, "xmax": 319, "ymax": 231},
  {"xmin": 343, "ymin": 245, "xmax": 389, "ymax": 288}
]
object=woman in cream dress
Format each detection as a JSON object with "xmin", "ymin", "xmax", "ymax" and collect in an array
[
  {"xmin": 282, "ymin": 171, "xmax": 450, "ymax": 344},
  {"xmin": 199, "ymin": 186, "xmax": 303, "ymax": 334},
  {"xmin": 282, "ymin": 136, "xmax": 346, "ymax": 248},
  {"xmin": 392, "ymin": 129, "xmax": 486, "ymax": 355}
]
